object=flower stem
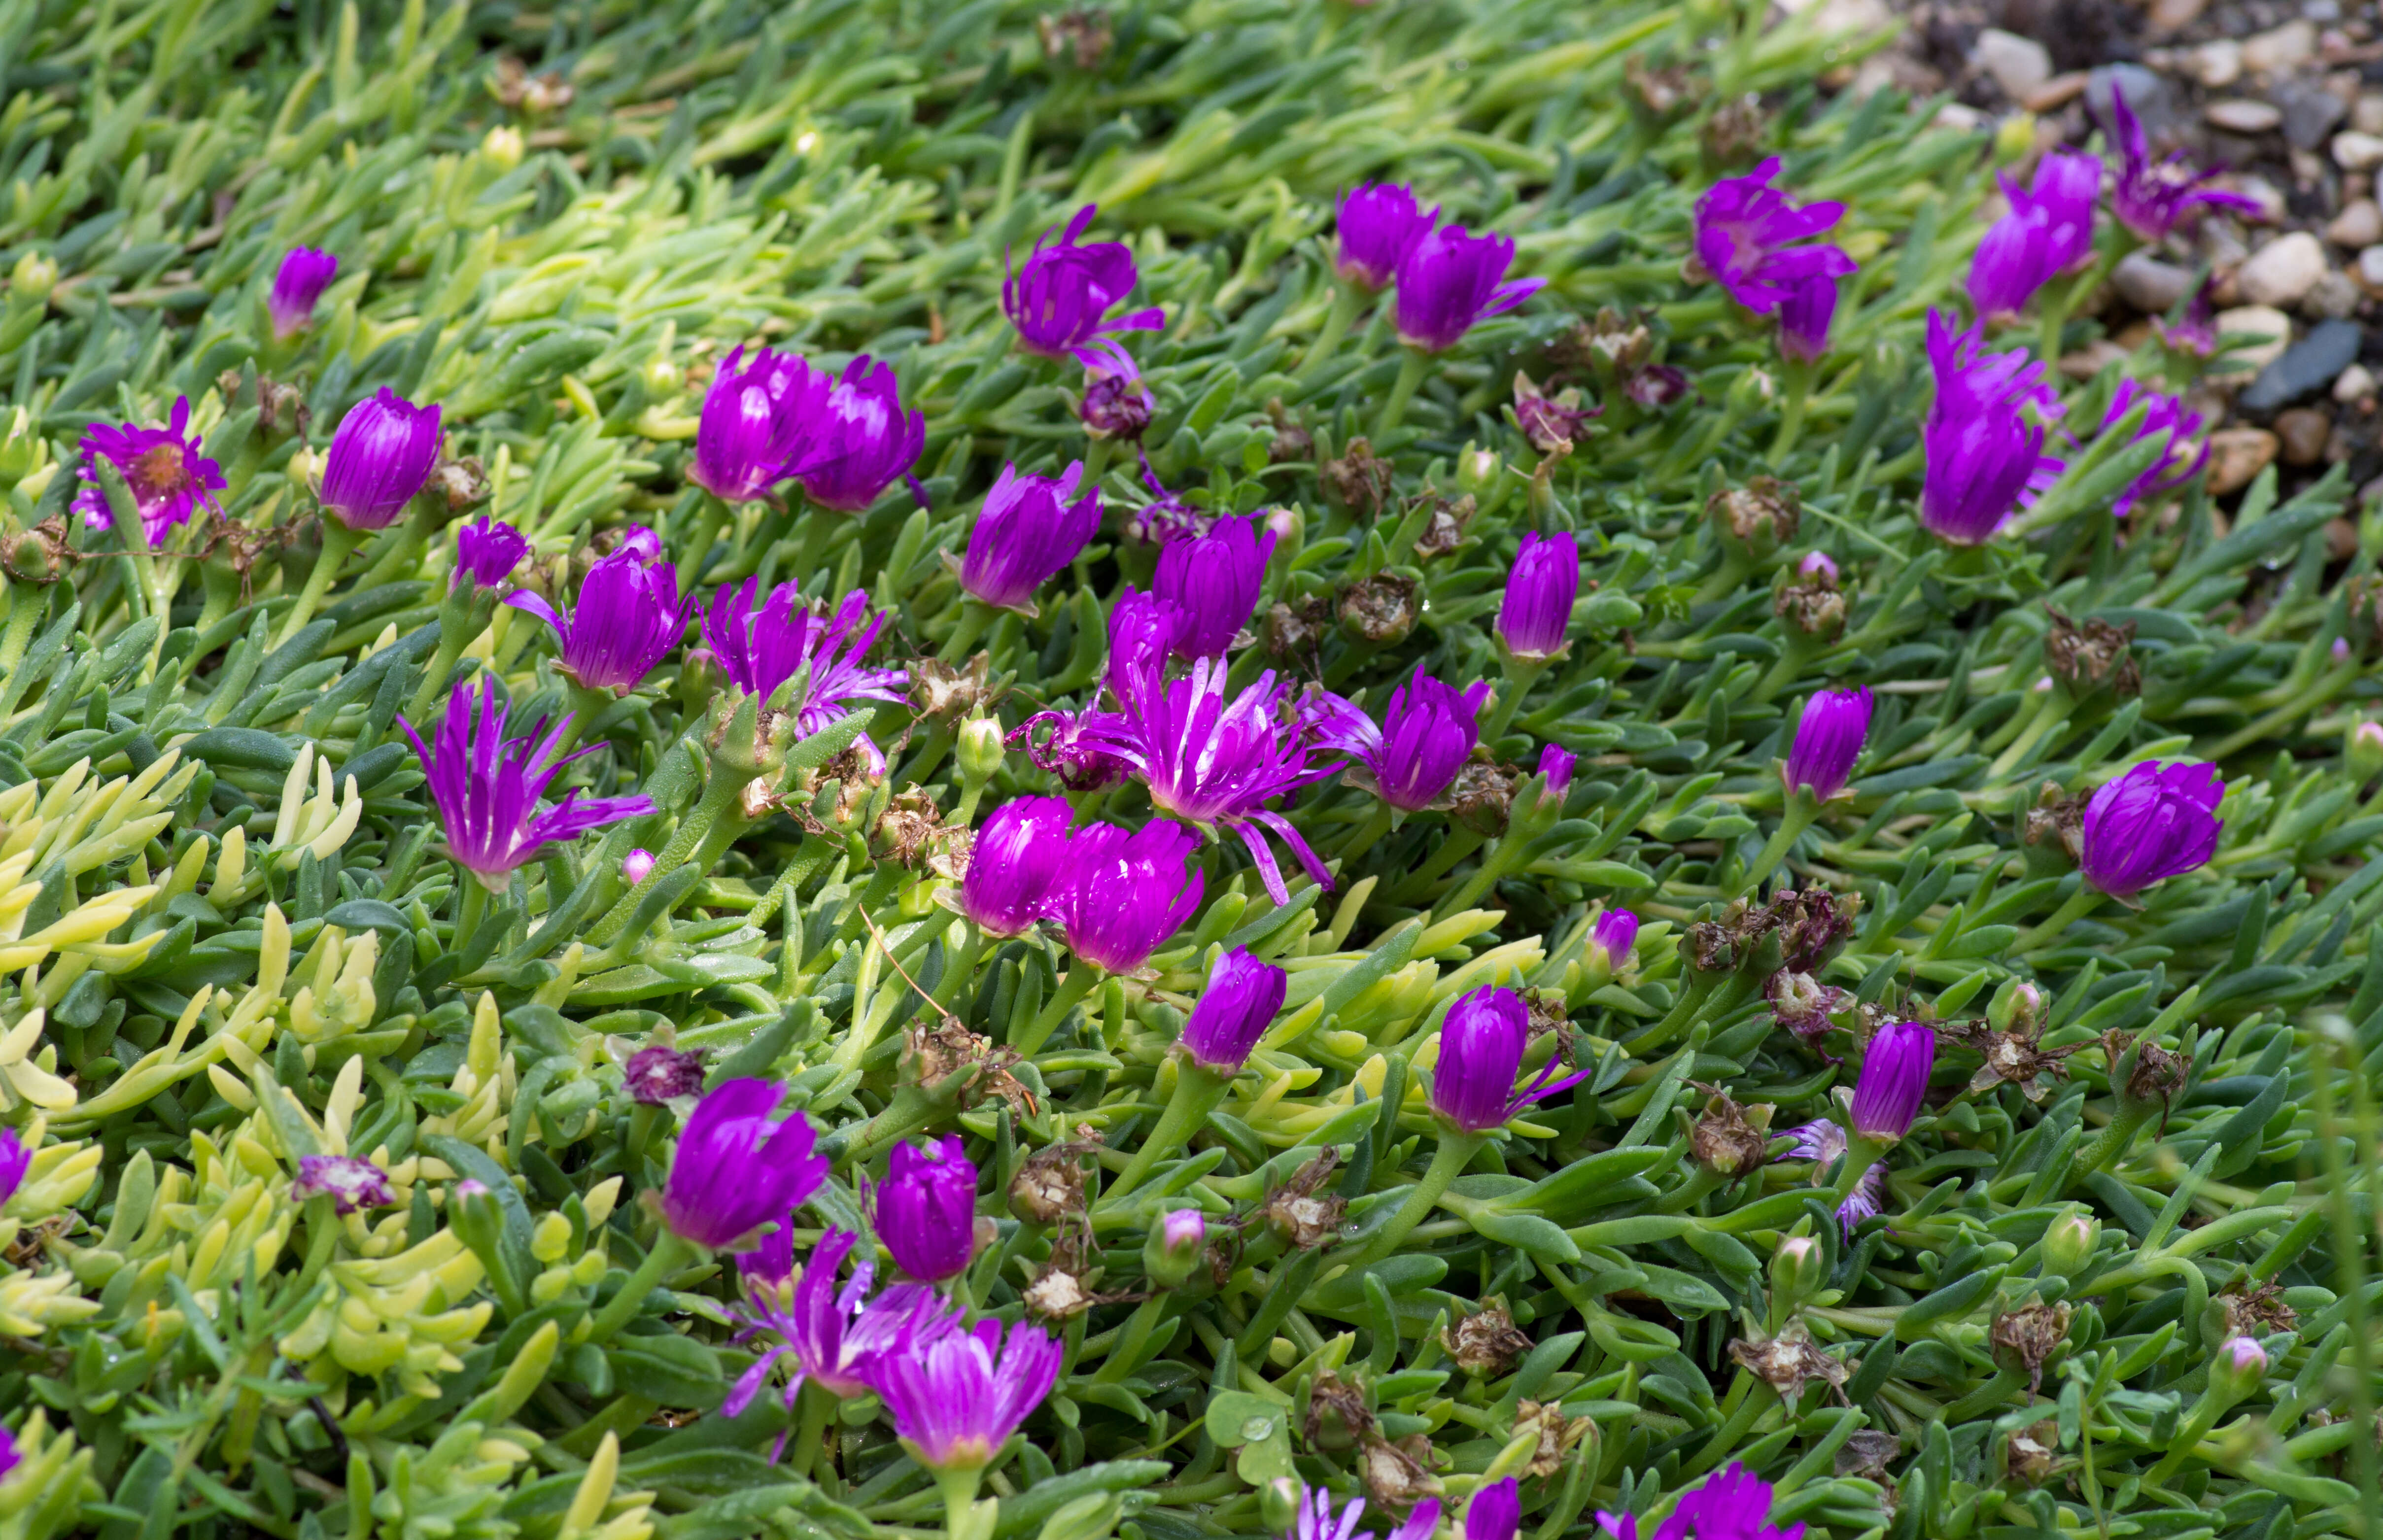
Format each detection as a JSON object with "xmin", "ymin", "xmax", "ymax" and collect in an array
[
  {"xmin": 1299, "ymin": 283, "xmax": 1366, "ymax": 384},
  {"xmin": 1104, "ymin": 1060, "xmax": 1229, "ymax": 1203},
  {"xmin": 1350, "ymin": 1129, "xmax": 1484, "ymax": 1266},
  {"xmin": 587, "ymin": 1231, "xmax": 692, "ymax": 1344},
  {"xmin": 940, "ymin": 599, "xmax": 994, "ymax": 664},
  {"xmin": 2015, "ymin": 886, "xmax": 2101, "ymax": 952},
  {"xmin": 932, "ymin": 1465, "xmax": 986, "ymax": 1540},
  {"xmin": 1013, "ymin": 966, "xmax": 1100, "ymax": 1059},
  {"xmin": 1373, "ymin": 347, "xmax": 1431, "ymax": 439},
  {"xmin": 1485, "ymin": 655, "xmax": 1548, "ymax": 741},
  {"xmin": 275, "ymin": 519, "xmax": 362, "ymax": 647},
  {"xmin": 1826, "ymin": 1133, "xmax": 1886, "ymax": 1212},
  {"xmin": 1337, "ymin": 802, "xmax": 1395, "ymax": 863},
  {"xmin": 1768, "ymin": 357, "xmax": 1815, "ymax": 466},
  {"xmin": 1732, "ymin": 797, "xmax": 1816, "ymax": 899}
]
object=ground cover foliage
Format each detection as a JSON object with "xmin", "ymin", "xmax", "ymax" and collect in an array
[{"xmin": 0, "ymin": 1, "xmax": 2380, "ymax": 1539}]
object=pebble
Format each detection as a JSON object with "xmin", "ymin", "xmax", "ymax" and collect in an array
[
  {"xmin": 2205, "ymin": 428, "xmax": 2281, "ymax": 495},
  {"xmin": 2114, "ymin": 251, "xmax": 2194, "ymax": 312},
  {"xmin": 2207, "ymin": 99, "xmax": 2282, "ymax": 134},
  {"xmin": 2361, "ymin": 245, "xmax": 2383, "ymax": 290},
  {"xmin": 2278, "ymin": 80, "xmax": 2349, "ymax": 150},
  {"xmin": 2356, "ymin": 94, "xmax": 2383, "ymax": 135},
  {"xmin": 1974, "ymin": 29, "xmax": 2053, "ymax": 101},
  {"xmin": 2149, "ymin": 0, "xmax": 2207, "ymax": 36},
  {"xmin": 2233, "ymin": 176, "xmax": 2288, "ymax": 225},
  {"xmin": 2242, "ymin": 19, "xmax": 2317, "ymax": 75},
  {"xmin": 2192, "ymin": 40, "xmax": 2243, "ymax": 88},
  {"xmin": 2335, "ymin": 132, "xmax": 2383, "ymax": 171},
  {"xmin": 2276, "ymin": 407, "xmax": 2333, "ymax": 464},
  {"xmin": 2087, "ymin": 66, "xmax": 2178, "ymax": 137},
  {"xmin": 2237, "ymin": 232, "xmax": 2330, "ymax": 307},
  {"xmin": 2336, "ymin": 362, "xmax": 2378, "ymax": 403},
  {"xmin": 2215, "ymin": 305, "xmax": 2295, "ymax": 374},
  {"xmin": 2238, "ymin": 317, "xmax": 2364, "ymax": 410},
  {"xmin": 2023, "ymin": 74, "xmax": 2090, "ymax": 112},
  {"xmin": 2326, "ymin": 199, "xmax": 2383, "ymax": 248},
  {"xmin": 2306, "ymin": 271, "xmax": 2364, "ymax": 319}
]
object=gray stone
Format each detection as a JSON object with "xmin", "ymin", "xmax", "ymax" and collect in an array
[
  {"xmin": 2274, "ymin": 79, "xmax": 2348, "ymax": 150},
  {"xmin": 2306, "ymin": 271, "xmax": 2363, "ymax": 319},
  {"xmin": 2242, "ymin": 19, "xmax": 2317, "ymax": 74},
  {"xmin": 2238, "ymin": 231, "xmax": 2329, "ymax": 307},
  {"xmin": 2359, "ymin": 245, "xmax": 2383, "ymax": 291},
  {"xmin": 2114, "ymin": 251, "xmax": 2193, "ymax": 312},
  {"xmin": 1973, "ymin": 29, "xmax": 2053, "ymax": 101},
  {"xmin": 2239, "ymin": 318, "xmax": 2365, "ymax": 410},
  {"xmin": 2087, "ymin": 66, "xmax": 2178, "ymax": 138},
  {"xmin": 2327, "ymin": 199, "xmax": 2383, "ymax": 248}
]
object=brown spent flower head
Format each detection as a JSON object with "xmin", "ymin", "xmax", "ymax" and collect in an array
[
  {"xmin": 1941, "ymin": 1015, "xmax": 2086, "ymax": 1103},
  {"xmin": 2216, "ymin": 1281, "xmax": 2298, "ymax": 1337},
  {"xmin": 492, "ymin": 55, "xmax": 575, "ymax": 112},
  {"xmin": 1707, "ymin": 476, "xmax": 1802, "ymax": 556},
  {"xmin": 1256, "ymin": 1149, "xmax": 1347, "ymax": 1249},
  {"xmin": 1036, "ymin": 7, "xmax": 1113, "ymax": 69},
  {"xmin": 1340, "ymin": 572, "xmax": 1420, "ymax": 647},
  {"xmin": 1009, "ymin": 1141, "xmax": 1098, "ymax": 1226},
  {"xmin": 1765, "ymin": 968, "xmax": 1851, "ymax": 1051},
  {"xmin": 1690, "ymin": 1089, "xmax": 1774, "ymax": 1175},
  {"xmin": 1552, "ymin": 308, "xmax": 1653, "ymax": 383},
  {"xmin": 1445, "ymin": 1302, "xmax": 1535, "ymax": 1378},
  {"xmin": 1267, "ymin": 399, "xmax": 1314, "ymax": 465},
  {"xmin": 874, "ymin": 788, "xmax": 944, "ymax": 868},
  {"xmin": 1990, "ymin": 1301, "xmax": 2074, "ymax": 1394},
  {"xmin": 2021, "ymin": 780, "xmax": 2087, "ymax": 864},
  {"xmin": 2043, "ymin": 608, "xmax": 2142, "ymax": 699},
  {"xmin": 1510, "ymin": 1399, "xmax": 1596, "ymax": 1480},
  {"xmin": 1835, "ymin": 1429, "xmax": 1902, "ymax": 1481},
  {"xmin": 1411, "ymin": 492, "xmax": 1476, "ymax": 559},
  {"xmin": 1, "ymin": 515, "xmax": 74, "ymax": 584},
  {"xmin": 1359, "ymin": 1434, "xmax": 1440, "ymax": 1510},
  {"xmin": 903, "ymin": 1019, "xmax": 1032, "ymax": 1114},
  {"xmin": 1320, "ymin": 437, "xmax": 1397, "ymax": 514},
  {"xmin": 217, "ymin": 368, "xmax": 311, "ymax": 442},
  {"xmin": 430, "ymin": 454, "xmax": 491, "ymax": 514},
  {"xmin": 1305, "ymin": 1370, "xmax": 1378, "ymax": 1453},
  {"xmin": 1512, "ymin": 372, "xmax": 1601, "ymax": 458},
  {"xmin": 1728, "ymin": 1322, "xmax": 1850, "ymax": 1404},
  {"xmin": 1701, "ymin": 93, "xmax": 1768, "ymax": 166},
  {"xmin": 1264, "ymin": 594, "xmax": 1337, "ymax": 667},
  {"xmin": 2003, "ymin": 1421, "xmax": 2065, "ymax": 1486},
  {"xmin": 1775, "ymin": 577, "xmax": 1847, "ymax": 641},
  {"xmin": 910, "ymin": 654, "xmax": 995, "ymax": 721},
  {"xmin": 1683, "ymin": 900, "xmax": 1751, "ymax": 974},
  {"xmin": 1624, "ymin": 56, "xmax": 1703, "ymax": 118},
  {"xmin": 1748, "ymin": 888, "xmax": 1859, "ymax": 973},
  {"xmin": 1446, "ymin": 756, "xmax": 1520, "ymax": 837},
  {"xmin": 2106, "ymin": 1030, "xmax": 2194, "ymax": 1126}
]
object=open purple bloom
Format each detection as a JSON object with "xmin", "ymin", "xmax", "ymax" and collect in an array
[
  {"xmin": 1968, "ymin": 152, "xmax": 2102, "ymax": 324},
  {"xmin": 1052, "ymin": 819, "xmax": 1205, "ymax": 973},
  {"xmin": 1018, "ymin": 708, "xmax": 1135, "ymax": 791},
  {"xmin": 0, "ymin": 1129, "xmax": 26, "ymax": 1208},
  {"xmin": 1004, "ymin": 205, "xmax": 1166, "ymax": 378},
  {"xmin": 1777, "ymin": 274, "xmax": 1839, "ymax": 363},
  {"xmin": 1775, "ymin": 1120, "xmax": 1889, "ymax": 1238},
  {"xmin": 2154, "ymin": 277, "xmax": 2219, "ymax": 358},
  {"xmin": 1783, "ymin": 685, "xmax": 1872, "ymax": 800},
  {"xmin": 1335, "ymin": 183, "xmax": 1439, "ymax": 291},
  {"xmin": 2100, "ymin": 380, "xmax": 2208, "ymax": 519},
  {"xmin": 1153, "ymin": 513, "xmax": 1276, "ymax": 659},
  {"xmin": 509, "ymin": 547, "xmax": 693, "ymax": 692},
  {"xmin": 0, "ymin": 1426, "xmax": 17, "ymax": 1482},
  {"xmin": 959, "ymin": 462, "xmax": 1102, "ymax": 612},
  {"xmin": 2104, "ymin": 84, "xmax": 2261, "ymax": 242},
  {"xmin": 728, "ymin": 1229, "xmax": 964, "ymax": 1454},
  {"xmin": 397, "ymin": 678, "xmax": 653, "ymax": 887},
  {"xmin": 1092, "ymin": 652, "xmax": 1341, "ymax": 904},
  {"xmin": 1292, "ymin": 1490, "xmax": 1375, "ymax": 1540},
  {"xmin": 1920, "ymin": 310, "xmax": 2064, "ymax": 545},
  {"xmin": 269, "ymin": 247, "xmax": 340, "ymax": 338},
  {"xmin": 1850, "ymin": 1020, "xmax": 1936, "ymax": 1140},
  {"xmin": 1396, "ymin": 223, "xmax": 1544, "ymax": 352},
  {"xmin": 703, "ymin": 582, "xmax": 908, "ymax": 734},
  {"xmin": 688, "ymin": 345, "xmax": 828, "ymax": 504},
  {"xmin": 871, "ymin": 1316, "xmax": 1064, "ymax": 1471},
  {"xmin": 1312, "ymin": 669, "xmax": 1489, "ymax": 814},
  {"xmin": 74, "ymin": 397, "xmax": 225, "ymax": 548},
  {"xmin": 1591, "ymin": 908, "xmax": 1638, "ymax": 971},
  {"xmin": 291, "ymin": 1154, "xmax": 395, "ymax": 1215},
  {"xmin": 1496, "ymin": 531, "xmax": 1578, "ymax": 659},
  {"xmin": 795, "ymin": 357, "xmax": 924, "ymax": 513},
  {"xmin": 1600, "ymin": 1463, "xmax": 1808, "ymax": 1540},
  {"xmin": 660, "ymin": 1079, "xmax": 829, "ymax": 1250},
  {"xmin": 2080, "ymin": 761, "xmax": 2223, "ymax": 896},
  {"xmin": 320, "ymin": 388, "xmax": 443, "ymax": 531},
  {"xmin": 1467, "ymin": 1479, "xmax": 1521, "ymax": 1540},
  {"xmin": 452, "ymin": 516, "xmax": 529, "ymax": 590},
  {"xmin": 1179, "ymin": 946, "xmax": 1287, "ymax": 1074},
  {"xmin": 959, "ymin": 796, "xmax": 1075, "ymax": 936},
  {"xmin": 1692, "ymin": 158, "xmax": 1858, "ymax": 316},
  {"xmin": 624, "ymin": 1044, "xmax": 705, "ymax": 1104},
  {"xmin": 876, "ymin": 1136, "xmax": 980, "ymax": 1283},
  {"xmin": 1539, "ymin": 743, "xmax": 1576, "ymax": 803},
  {"xmin": 1126, "ymin": 452, "xmax": 1215, "ymax": 545},
  {"xmin": 1431, "ymin": 986, "xmax": 1589, "ymax": 1133}
]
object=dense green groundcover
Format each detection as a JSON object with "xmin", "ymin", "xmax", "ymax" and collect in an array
[{"xmin": 1, "ymin": 0, "xmax": 2381, "ymax": 1539}]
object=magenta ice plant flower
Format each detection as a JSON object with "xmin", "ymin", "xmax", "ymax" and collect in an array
[
  {"xmin": 1051, "ymin": 819, "xmax": 1206, "ymax": 974},
  {"xmin": 1692, "ymin": 158, "xmax": 1857, "ymax": 316},
  {"xmin": 1430, "ymin": 985, "xmax": 1589, "ymax": 1133},
  {"xmin": 1395, "ymin": 222, "xmax": 1544, "ymax": 352},
  {"xmin": 869, "ymin": 1316, "xmax": 1064, "ymax": 1471},
  {"xmin": 268, "ymin": 247, "xmax": 339, "ymax": 338},
  {"xmin": 1968, "ymin": 152, "xmax": 2103, "ymax": 323},
  {"xmin": 956, "ymin": 462, "xmax": 1102, "ymax": 613},
  {"xmin": 509, "ymin": 547, "xmax": 694, "ymax": 692},
  {"xmin": 1004, "ymin": 205, "xmax": 1166, "ymax": 378},
  {"xmin": 1335, "ymin": 183, "xmax": 1439, "ymax": 291},
  {"xmin": 703, "ymin": 582, "xmax": 908, "ymax": 734},
  {"xmin": 688, "ymin": 345, "xmax": 829, "ymax": 504},
  {"xmin": 659, "ymin": 1080, "xmax": 830, "ymax": 1250},
  {"xmin": 795, "ymin": 357, "xmax": 925, "ymax": 513},
  {"xmin": 2104, "ymin": 84, "xmax": 2261, "ymax": 242},
  {"xmin": 319, "ymin": 389, "xmax": 443, "ymax": 532},
  {"xmin": 291, "ymin": 1155, "xmax": 395, "ymax": 1215},
  {"xmin": 1920, "ymin": 310, "xmax": 2064, "ymax": 545},
  {"xmin": 2099, "ymin": 379, "xmax": 2209, "ymax": 519},
  {"xmin": 2079, "ymin": 761, "xmax": 2223, "ymax": 897},
  {"xmin": 74, "ymin": 397, "xmax": 226, "ymax": 548}
]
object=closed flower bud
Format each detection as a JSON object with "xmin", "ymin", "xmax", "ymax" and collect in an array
[
  {"xmin": 957, "ymin": 716, "xmax": 1006, "ymax": 783},
  {"xmin": 876, "ymin": 1135, "xmax": 981, "ymax": 1283},
  {"xmin": 1179, "ymin": 947, "xmax": 1287, "ymax": 1074},
  {"xmin": 1259, "ymin": 1478, "xmax": 1305, "ymax": 1537},
  {"xmin": 622, "ymin": 849, "xmax": 656, "ymax": 885},
  {"xmin": 1589, "ymin": 907, "xmax": 1638, "ymax": 972},
  {"xmin": 1770, "ymin": 1234, "xmax": 1828, "ymax": 1304},
  {"xmin": 1538, "ymin": 743, "xmax": 1576, "ymax": 805},
  {"xmin": 10, "ymin": 251, "xmax": 57, "ymax": 302},
  {"xmin": 2210, "ymin": 1335, "xmax": 2268, "ymax": 1400},
  {"xmin": 1143, "ymin": 1208, "xmax": 1207, "ymax": 1288},
  {"xmin": 1496, "ymin": 532, "xmax": 1578, "ymax": 660},
  {"xmin": 1430, "ymin": 986, "xmax": 1589, "ymax": 1134},
  {"xmin": 1849, "ymin": 1021, "xmax": 1936, "ymax": 1142},
  {"xmin": 2351, "ymin": 720, "xmax": 2383, "ymax": 782},
  {"xmin": 1080, "ymin": 373, "xmax": 1152, "ymax": 440},
  {"xmin": 1782, "ymin": 686, "xmax": 1872, "ymax": 800},
  {"xmin": 2040, "ymin": 1210, "xmax": 2101, "ymax": 1278},
  {"xmin": 482, "ymin": 125, "xmax": 524, "ymax": 168},
  {"xmin": 2079, "ymin": 762, "xmax": 2223, "ymax": 897},
  {"xmin": 320, "ymin": 389, "xmax": 443, "ymax": 532}
]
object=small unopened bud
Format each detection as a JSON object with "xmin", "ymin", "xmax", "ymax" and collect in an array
[
  {"xmin": 622, "ymin": 849, "xmax": 656, "ymax": 885},
  {"xmin": 1457, "ymin": 445, "xmax": 1503, "ymax": 499},
  {"xmin": 286, "ymin": 446, "xmax": 323, "ymax": 494},
  {"xmin": 482, "ymin": 125, "xmax": 525, "ymax": 169},
  {"xmin": 2210, "ymin": 1335, "xmax": 2268, "ymax": 1400},
  {"xmin": 1263, "ymin": 505, "xmax": 1302, "ymax": 545},
  {"xmin": 0, "ymin": 407, "xmax": 46, "ymax": 485},
  {"xmin": 1260, "ymin": 1479, "xmax": 1304, "ymax": 1536},
  {"xmin": 957, "ymin": 716, "xmax": 1005, "ymax": 783},
  {"xmin": 2039, "ymin": 1210, "xmax": 2101, "ymax": 1279},
  {"xmin": 1798, "ymin": 550, "xmax": 1838, "ymax": 584},
  {"xmin": 2350, "ymin": 719, "xmax": 2383, "ymax": 782},
  {"xmin": 640, "ymin": 355, "xmax": 682, "ymax": 396},
  {"xmin": 9, "ymin": 252, "xmax": 57, "ymax": 303},
  {"xmin": 1143, "ymin": 1209, "xmax": 1207, "ymax": 1289},
  {"xmin": 1770, "ymin": 1234, "xmax": 1828, "ymax": 1305},
  {"xmin": 1080, "ymin": 373, "xmax": 1151, "ymax": 441}
]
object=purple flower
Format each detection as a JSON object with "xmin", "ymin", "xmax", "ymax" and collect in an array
[
  {"xmin": 870, "ymin": 1316, "xmax": 1064, "ymax": 1471},
  {"xmin": 1153, "ymin": 513, "xmax": 1277, "ymax": 659},
  {"xmin": 1538, "ymin": 743, "xmax": 1576, "ymax": 802},
  {"xmin": 0, "ymin": 1129, "xmax": 26, "ymax": 1208},
  {"xmin": 291, "ymin": 1154, "xmax": 395, "ymax": 1215},
  {"xmin": 453, "ymin": 516, "xmax": 529, "ymax": 590},
  {"xmin": 1591, "ymin": 908, "xmax": 1638, "ymax": 971},
  {"xmin": 1395, "ymin": 223, "xmax": 1544, "ymax": 352},
  {"xmin": 737, "ymin": 1217, "xmax": 797, "ymax": 1291},
  {"xmin": 1783, "ymin": 686, "xmax": 1872, "ymax": 800},
  {"xmin": 1390, "ymin": 1506, "xmax": 1441, "ymax": 1540},
  {"xmin": 1467, "ymin": 1479, "xmax": 1521, "ymax": 1540},
  {"xmin": 659, "ymin": 1079, "xmax": 829, "ymax": 1249},
  {"xmin": 1052, "ymin": 819, "xmax": 1205, "ymax": 974},
  {"xmin": 1179, "ymin": 946, "xmax": 1287, "ymax": 1073},
  {"xmin": 1600, "ymin": 1463, "xmax": 1807, "ymax": 1540},
  {"xmin": 1777, "ymin": 274, "xmax": 1839, "ymax": 363},
  {"xmin": 1496, "ymin": 531, "xmax": 1579, "ymax": 659},
  {"xmin": 1092, "ymin": 654, "xmax": 1340, "ymax": 905},
  {"xmin": 1920, "ymin": 311, "xmax": 2064, "ymax": 545},
  {"xmin": 2154, "ymin": 278, "xmax": 2219, "ymax": 357},
  {"xmin": 1429, "ymin": 985, "xmax": 1589, "ymax": 1134},
  {"xmin": 1799, "ymin": 550, "xmax": 1839, "ymax": 583},
  {"xmin": 1313, "ymin": 670, "xmax": 1489, "ymax": 814},
  {"xmin": 728, "ymin": 1229, "xmax": 965, "ymax": 1444},
  {"xmin": 1968, "ymin": 152, "xmax": 2103, "ymax": 324},
  {"xmin": 2100, "ymin": 380, "xmax": 2208, "ymax": 519},
  {"xmin": 2104, "ymin": 85, "xmax": 2261, "ymax": 242},
  {"xmin": 1127, "ymin": 451, "xmax": 1214, "ymax": 545},
  {"xmin": 1776, "ymin": 1120, "xmax": 1887, "ymax": 1237},
  {"xmin": 1162, "ymin": 1209, "xmax": 1205, "ymax": 1250},
  {"xmin": 795, "ymin": 357, "xmax": 925, "ymax": 513},
  {"xmin": 688, "ymin": 345, "xmax": 829, "ymax": 504},
  {"xmin": 1692, "ymin": 158, "xmax": 1858, "ymax": 316},
  {"xmin": 958, "ymin": 462, "xmax": 1102, "ymax": 612},
  {"xmin": 1335, "ymin": 183, "xmax": 1439, "ymax": 291},
  {"xmin": 0, "ymin": 1426, "xmax": 17, "ymax": 1482},
  {"xmin": 2080, "ymin": 761, "xmax": 2223, "ymax": 897},
  {"xmin": 1003, "ymin": 205, "xmax": 1166, "ymax": 377},
  {"xmin": 1292, "ymin": 1490, "xmax": 1374, "ymax": 1540},
  {"xmin": 703, "ymin": 582, "xmax": 908, "ymax": 734},
  {"xmin": 959, "ymin": 796, "xmax": 1075, "ymax": 936},
  {"xmin": 1081, "ymin": 372, "xmax": 1153, "ymax": 440},
  {"xmin": 624, "ymin": 1044, "xmax": 705, "ymax": 1104},
  {"xmin": 268, "ymin": 248, "xmax": 338, "ymax": 339},
  {"xmin": 1624, "ymin": 364, "xmax": 1692, "ymax": 410},
  {"xmin": 397, "ymin": 678, "xmax": 653, "ymax": 887},
  {"xmin": 319, "ymin": 388, "xmax": 442, "ymax": 531},
  {"xmin": 1018, "ymin": 709, "xmax": 1135, "ymax": 791},
  {"xmin": 1850, "ymin": 1020, "xmax": 1936, "ymax": 1140},
  {"xmin": 73, "ymin": 397, "xmax": 225, "ymax": 548},
  {"xmin": 876, "ymin": 1136, "xmax": 980, "ymax": 1283},
  {"xmin": 509, "ymin": 548, "xmax": 693, "ymax": 692}
]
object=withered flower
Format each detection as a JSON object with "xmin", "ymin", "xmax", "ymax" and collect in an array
[
  {"xmin": 2043, "ymin": 608, "xmax": 2141, "ymax": 699},
  {"xmin": 1445, "ymin": 1302, "xmax": 1535, "ymax": 1378},
  {"xmin": 1340, "ymin": 572, "xmax": 1420, "ymax": 647}
]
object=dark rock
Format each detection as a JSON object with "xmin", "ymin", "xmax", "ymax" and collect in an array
[
  {"xmin": 2276, "ymin": 407, "xmax": 2332, "ymax": 464},
  {"xmin": 2239, "ymin": 318, "xmax": 2364, "ymax": 411},
  {"xmin": 2113, "ymin": 251, "xmax": 2192, "ymax": 313},
  {"xmin": 2272, "ymin": 78, "xmax": 2348, "ymax": 151}
]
